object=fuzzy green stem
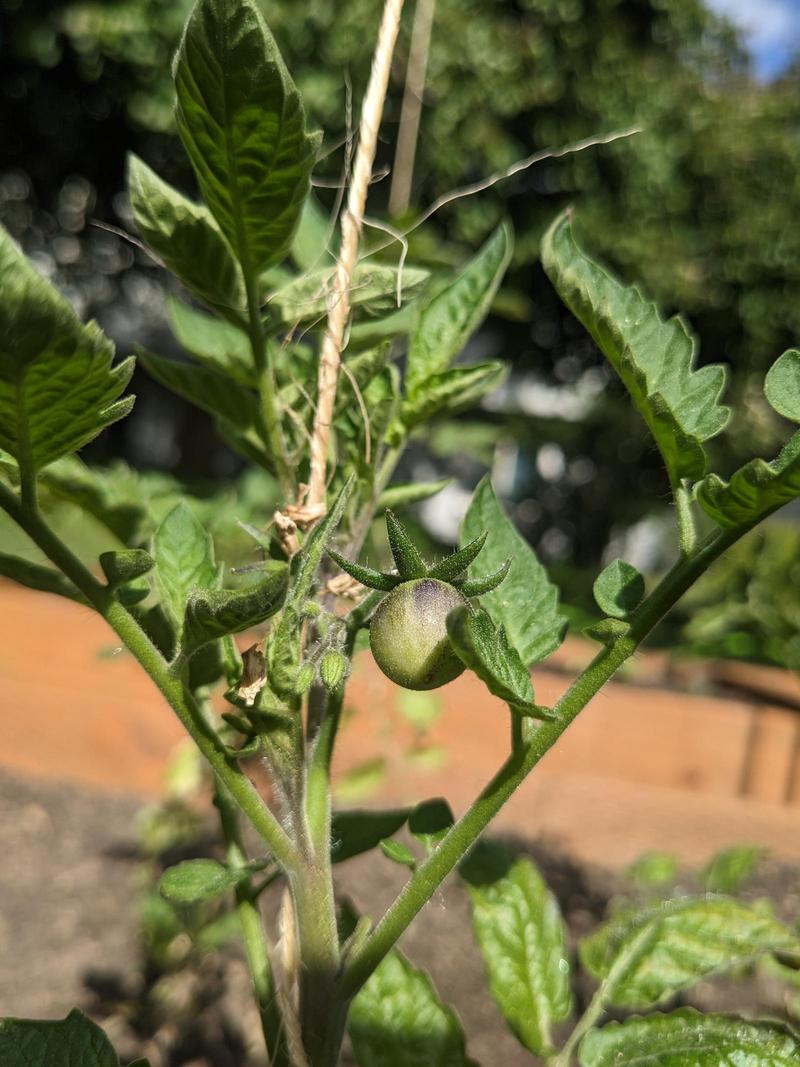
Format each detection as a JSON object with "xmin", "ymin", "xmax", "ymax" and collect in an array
[
  {"xmin": 292, "ymin": 857, "xmax": 345, "ymax": 1067},
  {"xmin": 215, "ymin": 785, "xmax": 289, "ymax": 1067},
  {"xmin": 0, "ymin": 481, "xmax": 301, "ymax": 872},
  {"xmin": 674, "ymin": 479, "xmax": 697, "ymax": 557},
  {"xmin": 342, "ymin": 524, "xmax": 743, "ymax": 997}
]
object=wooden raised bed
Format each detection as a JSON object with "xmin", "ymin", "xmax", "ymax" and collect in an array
[{"xmin": 1, "ymin": 581, "xmax": 799, "ymax": 867}]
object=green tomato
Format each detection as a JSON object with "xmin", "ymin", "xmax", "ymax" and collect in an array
[{"xmin": 369, "ymin": 578, "xmax": 467, "ymax": 690}]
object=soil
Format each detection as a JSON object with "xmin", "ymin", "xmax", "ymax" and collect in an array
[{"xmin": 2, "ymin": 768, "xmax": 799, "ymax": 1067}]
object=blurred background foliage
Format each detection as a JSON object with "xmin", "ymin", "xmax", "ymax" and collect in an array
[{"xmin": 2, "ymin": 0, "xmax": 800, "ymax": 667}]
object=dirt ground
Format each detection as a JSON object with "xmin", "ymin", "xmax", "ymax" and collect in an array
[{"xmin": 1, "ymin": 767, "xmax": 799, "ymax": 1067}]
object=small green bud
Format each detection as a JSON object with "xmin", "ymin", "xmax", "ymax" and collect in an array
[
  {"xmin": 320, "ymin": 649, "xmax": 348, "ymax": 693},
  {"xmin": 295, "ymin": 662, "xmax": 316, "ymax": 695}
]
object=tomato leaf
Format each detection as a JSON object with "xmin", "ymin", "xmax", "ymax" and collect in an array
[
  {"xmin": 0, "ymin": 226, "xmax": 134, "ymax": 475},
  {"xmin": 542, "ymin": 212, "xmax": 730, "ymax": 485},
  {"xmin": 464, "ymin": 856, "xmax": 572, "ymax": 1056},
  {"xmin": 174, "ymin": 0, "xmax": 320, "ymax": 279},
  {"xmin": 579, "ymin": 1010, "xmax": 800, "ymax": 1067},
  {"xmin": 349, "ymin": 949, "xmax": 477, "ymax": 1067},
  {"xmin": 581, "ymin": 895, "xmax": 800, "ymax": 1009},
  {"xmin": 461, "ymin": 477, "xmax": 567, "ymax": 665}
]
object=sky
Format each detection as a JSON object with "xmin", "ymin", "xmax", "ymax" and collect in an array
[{"xmin": 705, "ymin": 0, "xmax": 800, "ymax": 78}]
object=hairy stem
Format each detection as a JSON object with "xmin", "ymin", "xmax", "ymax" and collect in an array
[
  {"xmin": 307, "ymin": 0, "xmax": 406, "ymax": 510},
  {"xmin": 0, "ymin": 481, "xmax": 300, "ymax": 872},
  {"xmin": 215, "ymin": 784, "xmax": 289, "ymax": 1067},
  {"xmin": 342, "ymin": 523, "xmax": 743, "ymax": 996},
  {"xmin": 674, "ymin": 479, "xmax": 697, "ymax": 557}
]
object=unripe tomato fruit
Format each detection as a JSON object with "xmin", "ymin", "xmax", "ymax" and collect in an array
[{"xmin": 369, "ymin": 578, "xmax": 467, "ymax": 690}]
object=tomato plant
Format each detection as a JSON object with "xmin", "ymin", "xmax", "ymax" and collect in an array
[{"xmin": 2, "ymin": 0, "xmax": 800, "ymax": 1063}]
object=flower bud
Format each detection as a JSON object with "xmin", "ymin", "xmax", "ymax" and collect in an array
[
  {"xmin": 320, "ymin": 649, "xmax": 348, "ymax": 693},
  {"xmin": 294, "ymin": 662, "xmax": 316, "ymax": 695}
]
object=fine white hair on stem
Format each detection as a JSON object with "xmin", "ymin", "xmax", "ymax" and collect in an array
[
  {"xmin": 306, "ymin": 0, "xmax": 406, "ymax": 512},
  {"xmin": 362, "ymin": 215, "xmax": 410, "ymax": 307},
  {"xmin": 361, "ymin": 124, "xmax": 645, "ymax": 263}
]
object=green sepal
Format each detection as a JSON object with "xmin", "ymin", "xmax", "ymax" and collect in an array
[
  {"xmin": 428, "ymin": 532, "xmax": 487, "ymax": 582},
  {"xmin": 99, "ymin": 549, "xmax": 154, "ymax": 587},
  {"xmin": 183, "ymin": 563, "xmax": 288, "ymax": 652},
  {"xmin": 328, "ymin": 549, "xmax": 402, "ymax": 591},
  {"xmin": 456, "ymin": 558, "xmax": 512, "ymax": 597},
  {"xmin": 0, "ymin": 553, "xmax": 84, "ymax": 602},
  {"xmin": 385, "ymin": 509, "xmax": 427, "ymax": 579}
]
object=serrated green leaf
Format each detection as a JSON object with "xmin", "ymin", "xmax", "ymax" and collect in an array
[
  {"xmin": 579, "ymin": 1009, "xmax": 800, "ymax": 1067},
  {"xmin": 593, "ymin": 559, "xmax": 645, "ymax": 619},
  {"xmin": 330, "ymin": 808, "xmax": 411, "ymax": 864},
  {"xmin": 541, "ymin": 213, "xmax": 730, "ymax": 484},
  {"xmin": 447, "ymin": 606, "xmax": 553, "ymax": 718},
  {"xmin": 349, "ymin": 949, "xmax": 476, "ymax": 1067},
  {"xmin": 42, "ymin": 457, "xmax": 152, "ymax": 545},
  {"xmin": 174, "ymin": 0, "xmax": 319, "ymax": 279},
  {"xmin": 153, "ymin": 502, "xmax": 218, "ymax": 634},
  {"xmin": 765, "ymin": 349, "xmax": 800, "ymax": 423},
  {"xmin": 183, "ymin": 563, "xmax": 288, "ymax": 651},
  {"xmin": 702, "ymin": 845, "xmax": 765, "ymax": 894},
  {"xmin": 696, "ymin": 431, "xmax": 800, "ymax": 529},
  {"xmin": 267, "ymin": 264, "xmax": 429, "ymax": 326},
  {"xmin": 378, "ymin": 478, "xmax": 451, "ymax": 512},
  {"xmin": 159, "ymin": 858, "xmax": 250, "ymax": 904},
  {"xmin": 0, "ymin": 554, "xmax": 83, "ymax": 601},
  {"xmin": 401, "ymin": 362, "xmax": 507, "ymax": 429},
  {"xmin": 381, "ymin": 839, "xmax": 417, "ymax": 869},
  {"xmin": 406, "ymin": 223, "xmax": 512, "ymax": 396},
  {"xmin": 461, "ymin": 477, "xmax": 567, "ymax": 665},
  {"xmin": 139, "ymin": 350, "xmax": 260, "ymax": 427},
  {"xmin": 0, "ymin": 1010, "xmax": 121, "ymax": 1067},
  {"xmin": 166, "ymin": 297, "xmax": 254, "ymax": 385},
  {"xmin": 467, "ymin": 857, "xmax": 572, "ymax": 1056},
  {"xmin": 127, "ymin": 154, "xmax": 245, "ymax": 319},
  {"xmin": 0, "ymin": 226, "xmax": 134, "ymax": 475},
  {"xmin": 581, "ymin": 896, "xmax": 800, "ymax": 1009}
]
